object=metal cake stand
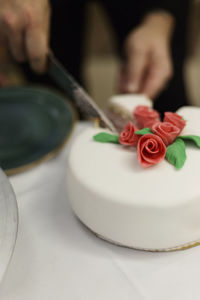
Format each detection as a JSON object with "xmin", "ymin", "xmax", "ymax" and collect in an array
[{"xmin": 0, "ymin": 168, "xmax": 18, "ymax": 283}]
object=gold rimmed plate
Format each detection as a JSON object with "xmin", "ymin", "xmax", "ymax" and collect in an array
[{"xmin": 0, "ymin": 87, "xmax": 75, "ymax": 175}]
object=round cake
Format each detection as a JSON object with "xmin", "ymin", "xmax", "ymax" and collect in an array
[{"xmin": 67, "ymin": 95, "xmax": 200, "ymax": 251}]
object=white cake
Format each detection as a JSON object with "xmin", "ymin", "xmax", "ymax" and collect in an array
[
  {"xmin": 108, "ymin": 94, "xmax": 152, "ymax": 117},
  {"xmin": 105, "ymin": 94, "xmax": 152, "ymax": 132},
  {"xmin": 67, "ymin": 95, "xmax": 200, "ymax": 251}
]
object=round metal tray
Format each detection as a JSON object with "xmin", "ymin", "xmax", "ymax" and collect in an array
[{"xmin": 0, "ymin": 168, "xmax": 18, "ymax": 283}]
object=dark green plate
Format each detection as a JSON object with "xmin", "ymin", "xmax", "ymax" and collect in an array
[{"xmin": 0, "ymin": 87, "xmax": 75, "ymax": 175}]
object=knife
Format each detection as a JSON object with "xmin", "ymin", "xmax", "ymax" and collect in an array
[{"xmin": 48, "ymin": 53, "xmax": 117, "ymax": 133}]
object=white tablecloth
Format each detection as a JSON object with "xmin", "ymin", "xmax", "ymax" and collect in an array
[{"xmin": 1, "ymin": 122, "xmax": 200, "ymax": 300}]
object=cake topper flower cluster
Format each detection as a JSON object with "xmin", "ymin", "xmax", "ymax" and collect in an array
[{"xmin": 93, "ymin": 106, "xmax": 200, "ymax": 169}]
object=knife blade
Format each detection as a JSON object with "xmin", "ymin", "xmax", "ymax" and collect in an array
[{"xmin": 48, "ymin": 53, "xmax": 117, "ymax": 133}]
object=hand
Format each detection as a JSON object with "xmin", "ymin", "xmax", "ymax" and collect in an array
[
  {"xmin": 118, "ymin": 12, "xmax": 175, "ymax": 99},
  {"xmin": 0, "ymin": 0, "xmax": 51, "ymax": 73}
]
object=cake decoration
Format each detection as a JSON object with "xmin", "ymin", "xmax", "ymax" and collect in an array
[
  {"xmin": 94, "ymin": 106, "xmax": 200, "ymax": 169},
  {"xmin": 164, "ymin": 112, "xmax": 186, "ymax": 132},
  {"xmin": 165, "ymin": 138, "xmax": 186, "ymax": 170},
  {"xmin": 93, "ymin": 132, "xmax": 119, "ymax": 144},
  {"xmin": 133, "ymin": 105, "xmax": 160, "ymax": 129},
  {"xmin": 118, "ymin": 122, "xmax": 139, "ymax": 146},
  {"xmin": 137, "ymin": 134, "xmax": 166, "ymax": 167},
  {"xmin": 151, "ymin": 121, "xmax": 180, "ymax": 146}
]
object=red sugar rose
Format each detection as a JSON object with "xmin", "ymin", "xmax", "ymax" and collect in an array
[
  {"xmin": 119, "ymin": 121, "xmax": 139, "ymax": 146},
  {"xmin": 164, "ymin": 112, "xmax": 186, "ymax": 133},
  {"xmin": 152, "ymin": 121, "xmax": 180, "ymax": 146},
  {"xmin": 142, "ymin": 119, "xmax": 160, "ymax": 130},
  {"xmin": 133, "ymin": 105, "xmax": 160, "ymax": 129},
  {"xmin": 137, "ymin": 134, "xmax": 166, "ymax": 168}
]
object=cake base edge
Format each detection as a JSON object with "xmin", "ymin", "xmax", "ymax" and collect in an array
[{"xmin": 78, "ymin": 217, "xmax": 200, "ymax": 252}]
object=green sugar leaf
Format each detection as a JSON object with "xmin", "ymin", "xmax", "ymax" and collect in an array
[
  {"xmin": 179, "ymin": 135, "xmax": 200, "ymax": 148},
  {"xmin": 135, "ymin": 128, "xmax": 153, "ymax": 135},
  {"xmin": 165, "ymin": 138, "xmax": 186, "ymax": 170},
  {"xmin": 93, "ymin": 132, "xmax": 119, "ymax": 144}
]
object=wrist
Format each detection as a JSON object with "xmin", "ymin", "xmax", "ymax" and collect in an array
[{"xmin": 142, "ymin": 11, "xmax": 175, "ymax": 40}]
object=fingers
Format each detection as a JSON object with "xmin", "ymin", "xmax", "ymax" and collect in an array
[
  {"xmin": 0, "ymin": 2, "xmax": 51, "ymax": 73},
  {"xmin": 122, "ymin": 46, "xmax": 149, "ymax": 94},
  {"xmin": 25, "ymin": 27, "xmax": 48, "ymax": 73},
  {"xmin": 126, "ymin": 49, "xmax": 149, "ymax": 93},
  {"xmin": 1, "ymin": 12, "xmax": 26, "ymax": 62},
  {"xmin": 119, "ymin": 24, "xmax": 173, "ymax": 98},
  {"xmin": 119, "ymin": 52, "xmax": 173, "ymax": 99},
  {"xmin": 141, "ymin": 56, "xmax": 173, "ymax": 99},
  {"xmin": 120, "ymin": 30, "xmax": 150, "ymax": 94},
  {"xmin": 8, "ymin": 32, "xmax": 26, "ymax": 62},
  {"xmin": 118, "ymin": 53, "xmax": 149, "ymax": 94},
  {"xmin": 25, "ymin": 7, "xmax": 50, "ymax": 73}
]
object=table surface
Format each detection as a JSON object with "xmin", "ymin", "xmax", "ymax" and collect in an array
[{"xmin": 1, "ymin": 122, "xmax": 200, "ymax": 300}]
